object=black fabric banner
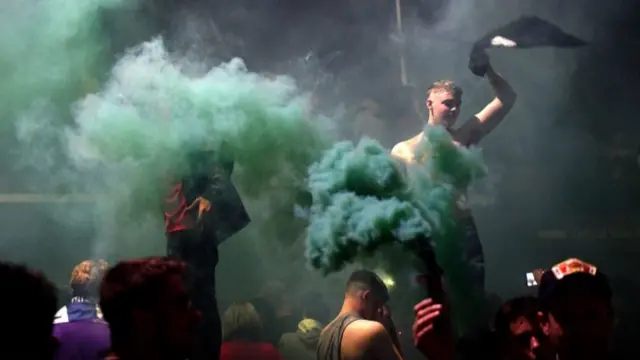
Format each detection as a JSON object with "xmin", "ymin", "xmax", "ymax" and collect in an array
[{"xmin": 469, "ymin": 16, "xmax": 588, "ymax": 76}]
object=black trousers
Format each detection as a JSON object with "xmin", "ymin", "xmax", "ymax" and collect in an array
[
  {"xmin": 458, "ymin": 216, "xmax": 485, "ymax": 294},
  {"xmin": 457, "ymin": 216, "xmax": 487, "ymax": 334},
  {"xmin": 167, "ymin": 229, "xmax": 221, "ymax": 360}
]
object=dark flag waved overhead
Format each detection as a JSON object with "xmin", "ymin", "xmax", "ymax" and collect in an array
[
  {"xmin": 469, "ymin": 16, "xmax": 588, "ymax": 76},
  {"xmin": 164, "ymin": 150, "xmax": 250, "ymax": 244}
]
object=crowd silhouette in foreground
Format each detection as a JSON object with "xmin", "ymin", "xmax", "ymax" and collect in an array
[{"xmin": 0, "ymin": 254, "xmax": 620, "ymax": 360}]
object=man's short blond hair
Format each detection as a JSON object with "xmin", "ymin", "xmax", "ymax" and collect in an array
[{"xmin": 426, "ymin": 80, "xmax": 463, "ymax": 99}]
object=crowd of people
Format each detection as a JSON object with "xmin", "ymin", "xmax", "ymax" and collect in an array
[{"xmin": 0, "ymin": 254, "xmax": 616, "ymax": 360}]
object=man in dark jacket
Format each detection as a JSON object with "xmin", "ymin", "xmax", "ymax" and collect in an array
[
  {"xmin": 164, "ymin": 150, "xmax": 250, "ymax": 360},
  {"xmin": 278, "ymin": 293, "xmax": 329, "ymax": 360}
]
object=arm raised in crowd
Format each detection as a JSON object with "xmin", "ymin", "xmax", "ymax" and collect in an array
[{"xmin": 413, "ymin": 298, "xmax": 455, "ymax": 360}]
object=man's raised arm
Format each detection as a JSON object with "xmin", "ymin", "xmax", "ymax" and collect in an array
[{"xmin": 458, "ymin": 57, "xmax": 517, "ymax": 145}]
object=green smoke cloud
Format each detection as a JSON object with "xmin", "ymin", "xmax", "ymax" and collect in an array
[
  {"xmin": 0, "ymin": 0, "xmax": 132, "ymax": 120},
  {"xmin": 5, "ymin": 0, "xmax": 331, "ymax": 257},
  {"xmin": 53, "ymin": 39, "xmax": 330, "ymax": 255}
]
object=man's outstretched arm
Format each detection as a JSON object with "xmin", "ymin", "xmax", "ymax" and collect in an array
[{"xmin": 459, "ymin": 59, "xmax": 517, "ymax": 145}]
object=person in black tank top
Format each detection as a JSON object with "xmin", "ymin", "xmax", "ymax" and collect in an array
[
  {"xmin": 317, "ymin": 312, "xmax": 363, "ymax": 360},
  {"xmin": 317, "ymin": 270, "xmax": 398, "ymax": 360}
]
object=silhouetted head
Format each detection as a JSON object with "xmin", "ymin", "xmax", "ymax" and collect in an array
[
  {"xmin": 426, "ymin": 80, "xmax": 463, "ymax": 128},
  {"xmin": 0, "ymin": 261, "xmax": 58, "ymax": 360},
  {"xmin": 495, "ymin": 296, "xmax": 550, "ymax": 360},
  {"xmin": 538, "ymin": 258, "xmax": 613, "ymax": 359},
  {"xmin": 222, "ymin": 302, "xmax": 263, "ymax": 342},
  {"xmin": 100, "ymin": 257, "xmax": 199, "ymax": 360},
  {"xmin": 344, "ymin": 270, "xmax": 389, "ymax": 321},
  {"xmin": 69, "ymin": 259, "xmax": 109, "ymax": 299}
]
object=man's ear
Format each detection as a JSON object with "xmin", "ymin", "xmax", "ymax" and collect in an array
[
  {"xmin": 425, "ymin": 99, "xmax": 433, "ymax": 109},
  {"xmin": 361, "ymin": 290, "xmax": 370, "ymax": 303}
]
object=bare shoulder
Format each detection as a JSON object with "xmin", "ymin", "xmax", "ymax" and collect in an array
[
  {"xmin": 346, "ymin": 319, "xmax": 387, "ymax": 336},
  {"xmin": 342, "ymin": 320, "xmax": 401, "ymax": 360},
  {"xmin": 341, "ymin": 319, "xmax": 387, "ymax": 350},
  {"xmin": 391, "ymin": 133, "xmax": 422, "ymax": 163},
  {"xmin": 391, "ymin": 141, "xmax": 410, "ymax": 158}
]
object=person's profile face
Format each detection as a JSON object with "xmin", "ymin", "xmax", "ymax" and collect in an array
[
  {"xmin": 505, "ymin": 316, "xmax": 545, "ymax": 360},
  {"xmin": 361, "ymin": 290, "xmax": 388, "ymax": 321},
  {"xmin": 426, "ymin": 91, "xmax": 461, "ymax": 128}
]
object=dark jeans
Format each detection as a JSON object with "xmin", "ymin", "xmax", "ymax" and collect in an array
[
  {"xmin": 458, "ymin": 217, "xmax": 485, "ymax": 294},
  {"xmin": 457, "ymin": 216, "xmax": 487, "ymax": 334},
  {"xmin": 167, "ymin": 229, "xmax": 221, "ymax": 360}
]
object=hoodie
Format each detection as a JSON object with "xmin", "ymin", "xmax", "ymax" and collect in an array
[
  {"xmin": 278, "ymin": 318, "xmax": 322, "ymax": 360},
  {"xmin": 52, "ymin": 297, "xmax": 110, "ymax": 360}
]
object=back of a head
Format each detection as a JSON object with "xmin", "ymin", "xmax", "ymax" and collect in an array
[
  {"xmin": 346, "ymin": 269, "xmax": 389, "ymax": 300},
  {"xmin": 222, "ymin": 301, "xmax": 263, "ymax": 342},
  {"xmin": 537, "ymin": 259, "xmax": 613, "ymax": 355},
  {"xmin": 0, "ymin": 261, "xmax": 58, "ymax": 359},
  {"xmin": 538, "ymin": 259, "xmax": 612, "ymax": 309},
  {"xmin": 494, "ymin": 296, "xmax": 540, "ymax": 337},
  {"xmin": 70, "ymin": 259, "xmax": 109, "ymax": 298},
  {"xmin": 99, "ymin": 257, "xmax": 185, "ymax": 352}
]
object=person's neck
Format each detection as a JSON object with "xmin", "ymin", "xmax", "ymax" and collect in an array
[
  {"xmin": 337, "ymin": 298, "xmax": 362, "ymax": 318},
  {"xmin": 426, "ymin": 118, "xmax": 455, "ymax": 133}
]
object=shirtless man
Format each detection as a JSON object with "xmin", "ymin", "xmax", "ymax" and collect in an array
[
  {"xmin": 391, "ymin": 53, "xmax": 517, "ymax": 318},
  {"xmin": 317, "ymin": 270, "xmax": 451, "ymax": 360}
]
